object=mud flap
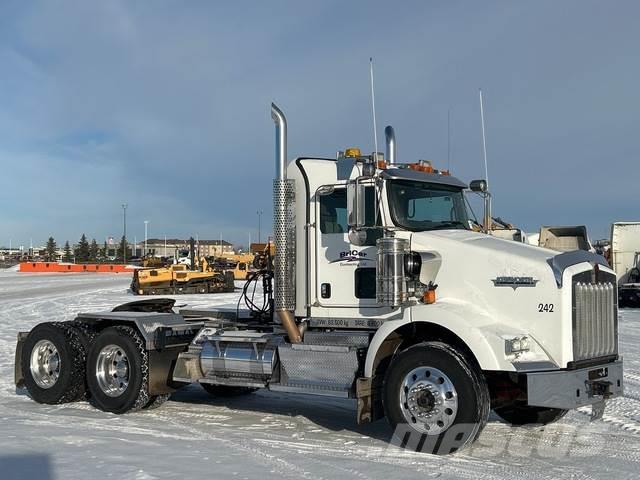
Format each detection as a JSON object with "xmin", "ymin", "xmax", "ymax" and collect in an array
[
  {"xmin": 14, "ymin": 332, "xmax": 29, "ymax": 389},
  {"xmin": 356, "ymin": 377, "xmax": 384, "ymax": 424}
]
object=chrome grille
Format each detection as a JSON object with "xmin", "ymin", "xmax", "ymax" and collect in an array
[{"xmin": 573, "ymin": 272, "xmax": 617, "ymax": 362}]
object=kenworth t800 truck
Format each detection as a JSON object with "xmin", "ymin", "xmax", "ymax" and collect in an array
[{"xmin": 15, "ymin": 104, "xmax": 623, "ymax": 454}]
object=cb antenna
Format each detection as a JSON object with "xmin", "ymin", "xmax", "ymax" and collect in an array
[
  {"xmin": 447, "ymin": 108, "xmax": 451, "ymax": 170},
  {"xmin": 479, "ymin": 88, "xmax": 489, "ymax": 189},
  {"xmin": 369, "ymin": 57, "xmax": 379, "ymax": 156}
]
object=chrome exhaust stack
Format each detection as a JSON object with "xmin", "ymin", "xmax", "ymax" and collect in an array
[
  {"xmin": 385, "ymin": 126, "xmax": 396, "ymax": 165},
  {"xmin": 271, "ymin": 103, "xmax": 301, "ymax": 343}
]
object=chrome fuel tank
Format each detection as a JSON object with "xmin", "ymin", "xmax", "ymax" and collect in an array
[{"xmin": 199, "ymin": 331, "xmax": 281, "ymax": 380}]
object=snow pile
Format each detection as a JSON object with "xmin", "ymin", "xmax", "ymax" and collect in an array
[
  {"xmin": 0, "ymin": 271, "xmax": 639, "ymax": 479},
  {"xmin": 0, "ymin": 264, "xmax": 20, "ymax": 272}
]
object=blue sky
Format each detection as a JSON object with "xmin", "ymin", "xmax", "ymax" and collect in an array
[{"xmin": 0, "ymin": 1, "xmax": 638, "ymax": 248}]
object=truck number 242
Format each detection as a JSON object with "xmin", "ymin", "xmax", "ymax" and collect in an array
[{"xmin": 538, "ymin": 303, "xmax": 554, "ymax": 313}]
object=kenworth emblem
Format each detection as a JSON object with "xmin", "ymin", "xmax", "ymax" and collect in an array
[{"xmin": 492, "ymin": 276, "xmax": 539, "ymax": 289}]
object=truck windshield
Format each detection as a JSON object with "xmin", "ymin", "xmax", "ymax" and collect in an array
[{"xmin": 388, "ymin": 180, "xmax": 470, "ymax": 231}]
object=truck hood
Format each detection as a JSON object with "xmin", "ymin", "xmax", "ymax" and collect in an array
[
  {"xmin": 409, "ymin": 229, "xmax": 558, "ymax": 299},
  {"xmin": 412, "ymin": 229, "xmax": 554, "ymax": 264},
  {"xmin": 404, "ymin": 229, "xmax": 612, "ymax": 370}
]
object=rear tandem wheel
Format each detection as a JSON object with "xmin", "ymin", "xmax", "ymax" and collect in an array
[
  {"xmin": 86, "ymin": 326, "xmax": 151, "ymax": 414},
  {"xmin": 21, "ymin": 322, "xmax": 88, "ymax": 404}
]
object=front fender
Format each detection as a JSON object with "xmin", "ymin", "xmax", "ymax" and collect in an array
[{"xmin": 364, "ymin": 300, "xmax": 520, "ymax": 377}]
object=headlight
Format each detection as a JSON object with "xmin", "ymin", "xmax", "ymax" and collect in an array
[{"xmin": 506, "ymin": 336, "xmax": 530, "ymax": 355}]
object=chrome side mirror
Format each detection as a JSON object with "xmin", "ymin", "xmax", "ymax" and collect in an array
[
  {"xmin": 348, "ymin": 228, "xmax": 367, "ymax": 246},
  {"xmin": 347, "ymin": 178, "xmax": 368, "ymax": 246},
  {"xmin": 469, "ymin": 179, "xmax": 488, "ymax": 193},
  {"xmin": 469, "ymin": 179, "xmax": 492, "ymax": 233},
  {"xmin": 347, "ymin": 179, "xmax": 367, "ymax": 229}
]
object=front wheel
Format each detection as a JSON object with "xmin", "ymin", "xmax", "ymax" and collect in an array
[
  {"xmin": 86, "ymin": 326, "xmax": 150, "ymax": 414},
  {"xmin": 494, "ymin": 405, "xmax": 568, "ymax": 425},
  {"xmin": 383, "ymin": 341, "xmax": 490, "ymax": 455}
]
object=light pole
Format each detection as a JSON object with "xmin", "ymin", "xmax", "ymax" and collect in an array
[
  {"xmin": 257, "ymin": 210, "xmax": 263, "ymax": 244},
  {"xmin": 144, "ymin": 220, "xmax": 149, "ymax": 257},
  {"xmin": 122, "ymin": 203, "xmax": 128, "ymax": 263},
  {"xmin": 164, "ymin": 235, "xmax": 167, "ymax": 257}
]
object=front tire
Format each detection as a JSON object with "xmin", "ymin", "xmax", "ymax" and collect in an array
[
  {"xmin": 494, "ymin": 405, "xmax": 568, "ymax": 425},
  {"xmin": 383, "ymin": 342, "xmax": 490, "ymax": 455},
  {"xmin": 86, "ymin": 326, "xmax": 150, "ymax": 414},
  {"xmin": 21, "ymin": 322, "xmax": 88, "ymax": 404}
]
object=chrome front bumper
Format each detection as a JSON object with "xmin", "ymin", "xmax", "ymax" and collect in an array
[{"xmin": 526, "ymin": 359, "xmax": 623, "ymax": 412}]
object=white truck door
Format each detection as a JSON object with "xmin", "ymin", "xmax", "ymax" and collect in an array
[{"xmin": 315, "ymin": 185, "xmax": 380, "ymax": 307}]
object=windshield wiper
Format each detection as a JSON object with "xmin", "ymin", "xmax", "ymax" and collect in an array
[{"xmin": 430, "ymin": 221, "xmax": 466, "ymax": 230}]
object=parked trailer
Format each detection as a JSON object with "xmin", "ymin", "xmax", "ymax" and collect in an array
[
  {"xmin": 15, "ymin": 104, "xmax": 623, "ymax": 455},
  {"xmin": 538, "ymin": 225, "xmax": 592, "ymax": 252},
  {"xmin": 611, "ymin": 222, "xmax": 640, "ymax": 307}
]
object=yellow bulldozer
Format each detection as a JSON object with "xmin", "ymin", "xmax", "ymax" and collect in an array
[
  {"xmin": 131, "ymin": 257, "xmax": 235, "ymax": 295},
  {"xmin": 217, "ymin": 243, "xmax": 276, "ymax": 280},
  {"xmin": 217, "ymin": 253, "xmax": 255, "ymax": 280}
]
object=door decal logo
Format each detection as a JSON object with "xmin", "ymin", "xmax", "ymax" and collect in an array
[{"xmin": 330, "ymin": 250, "xmax": 374, "ymax": 264}]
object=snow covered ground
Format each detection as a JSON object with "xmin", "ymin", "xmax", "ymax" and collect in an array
[{"xmin": 0, "ymin": 270, "xmax": 639, "ymax": 479}]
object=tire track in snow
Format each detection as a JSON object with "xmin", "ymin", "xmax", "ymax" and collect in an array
[
  {"xmin": 576, "ymin": 404, "xmax": 640, "ymax": 434},
  {"xmin": 152, "ymin": 409, "xmax": 327, "ymax": 480},
  {"xmin": 151, "ymin": 400, "xmax": 376, "ymax": 480}
]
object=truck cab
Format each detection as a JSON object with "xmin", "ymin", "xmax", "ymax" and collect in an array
[{"xmin": 15, "ymin": 103, "xmax": 623, "ymax": 455}]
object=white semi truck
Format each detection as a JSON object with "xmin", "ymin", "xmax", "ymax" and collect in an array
[{"xmin": 15, "ymin": 104, "xmax": 623, "ymax": 454}]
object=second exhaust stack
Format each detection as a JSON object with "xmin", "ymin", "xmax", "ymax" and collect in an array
[{"xmin": 385, "ymin": 126, "xmax": 396, "ymax": 165}]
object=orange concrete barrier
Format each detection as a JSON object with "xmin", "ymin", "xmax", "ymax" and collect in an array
[{"xmin": 19, "ymin": 262, "xmax": 136, "ymax": 273}]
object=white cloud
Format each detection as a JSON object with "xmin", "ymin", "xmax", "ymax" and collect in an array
[{"xmin": 0, "ymin": 0, "xmax": 638, "ymax": 246}]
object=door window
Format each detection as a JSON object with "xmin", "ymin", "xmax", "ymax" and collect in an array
[
  {"xmin": 319, "ymin": 189, "xmax": 347, "ymax": 234},
  {"xmin": 319, "ymin": 186, "xmax": 380, "ymax": 234}
]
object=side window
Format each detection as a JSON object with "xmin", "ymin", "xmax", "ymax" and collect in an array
[
  {"xmin": 319, "ymin": 189, "xmax": 347, "ymax": 234},
  {"xmin": 319, "ymin": 186, "xmax": 381, "ymax": 235},
  {"xmin": 355, "ymin": 268, "xmax": 376, "ymax": 298}
]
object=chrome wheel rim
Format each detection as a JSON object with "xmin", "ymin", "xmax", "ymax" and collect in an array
[
  {"xmin": 30, "ymin": 340, "xmax": 61, "ymax": 389},
  {"xmin": 96, "ymin": 344, "xmax": 130, "ymax": 397},
  {"xmin": 399, "ymin": 366, "xmax": 458, "ymax": 435}
]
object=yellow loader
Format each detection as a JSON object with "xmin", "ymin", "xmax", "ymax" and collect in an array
[{"xmin": 131, "ymin": 259, "xmax": 235, "ymax": 295}]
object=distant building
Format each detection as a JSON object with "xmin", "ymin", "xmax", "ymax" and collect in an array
[{"xmin": 144, "ymin": 239, "xmax": 234, "ymax": 257}]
